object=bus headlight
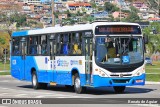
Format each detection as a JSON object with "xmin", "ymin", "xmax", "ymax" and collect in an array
[
  {"xmin": 98, "ymin": 69, "xmax": 108, "ymax": 77},
  {"xmin": 133, "ymin": 67, "xmax": 145, "ymax": 76}
]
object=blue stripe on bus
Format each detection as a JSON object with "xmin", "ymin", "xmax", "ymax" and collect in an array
[{"xmin": 12, "ymin": 30, "xmax": 28, "ymax": 37}]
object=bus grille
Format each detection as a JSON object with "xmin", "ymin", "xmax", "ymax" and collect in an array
[
  {"xmin": 106, "ymin": 67, "xmax": 137, "ymax": 73},
  {"xmin": 110, "ymin": 74, "xmax": 132, "ymax": 77},
  {"xmin": 112, "ymin": 79, "xmax": 130, "ymax": 83}
]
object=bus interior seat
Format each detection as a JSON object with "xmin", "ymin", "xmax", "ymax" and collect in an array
[{"xmin": 62, "ymin": 44, "xmax": 69, "ymax": 55}]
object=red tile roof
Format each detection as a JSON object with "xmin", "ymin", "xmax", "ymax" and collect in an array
[
  {"xmin": 68, "ymin": 2, "xmax": 91, "ymax": 7},
  {"xmin": 148, "ymin": 18, "xmax": 160, "ymax": 21}
]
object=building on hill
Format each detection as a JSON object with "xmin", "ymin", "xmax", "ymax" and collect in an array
[
  {"xmin": 66, "ymin": 2, "xmax": 92, "ymax": 14},
  {"xmin": 23, "ymin": 0, "xmax": 41, "ymax": 4}
]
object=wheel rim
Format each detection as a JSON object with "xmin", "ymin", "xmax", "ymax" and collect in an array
[
  {"xmin": 32, "ymin": 74, "xmax": 37, "ymax": 86},
  {"xmin": 75, "ymin": 77, "xmax": 80, "ymax": 89}
]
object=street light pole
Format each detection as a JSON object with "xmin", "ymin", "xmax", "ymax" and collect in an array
[{"xmin": 52, "ymin": 0, "xmax": 55, "ymax": 26}]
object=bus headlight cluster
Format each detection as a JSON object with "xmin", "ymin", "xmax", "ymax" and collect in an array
[
  {"xmin": 98, "ymin": 69, "xmax": 108, "ymax": 77},
  {"xmin": 133, "ymin": 67, "xmax": 145, "ymax": 76}
]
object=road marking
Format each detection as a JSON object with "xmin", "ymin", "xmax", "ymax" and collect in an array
[
  {"xmin": 14, "ymin": 94, "xmax": 28, "ymax": 97},
  {"xmin": 0, "ymin": 86, "xmax": 91, "ymax": 98},
  {"xmin": 0, "ymin": 93, "xmax": 8, "ymax": 95},
  {"xmin": 0, "ymin": 80, "xmax": 21, "ymax": 83}
]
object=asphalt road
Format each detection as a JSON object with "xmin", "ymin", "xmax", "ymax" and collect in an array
[{"xmin": 0, "ymin": 76, "xmax": 159, "ymax": 107}]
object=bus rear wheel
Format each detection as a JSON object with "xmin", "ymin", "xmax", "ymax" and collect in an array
[
  {"xmin": 113, "ymin": 86, "xmax": 126, "ymax": 93},
  {"xmin": 74, "ymin": 74, "xmax": 86, "ymax": 94},
  {"xmin": 32, "ymin": 72, "xmax": 47, "ymax": 89}
]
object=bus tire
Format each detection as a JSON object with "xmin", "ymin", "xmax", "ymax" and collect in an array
[
  {"xmin": 74, "ymin": 73, "xmax": 86, "ymax": 94},
  {"xmin": 32, "ymin": 72, "xmax": 48, "ymax": 89},
  {"xmin": 113, "ymin": 86, "xmax": 125, "ymax": 93},
  {"xmin": 32, "ymin": 72, "xmax": 40, "ymax": 89}
]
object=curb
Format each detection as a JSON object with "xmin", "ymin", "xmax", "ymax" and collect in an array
[{"xmin": 146, "ymin": 81, "xmax": 160, "ymax": 85}]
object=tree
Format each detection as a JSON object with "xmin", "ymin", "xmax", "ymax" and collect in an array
[
  {"xmin": 143, "ymin": 22, "xmax": 160, "ymax": 55},
  {"xmin": 104, "ymin": 2, "xmax": 119, "ymax": 13},
  {"xmin": 147, "ymin": 0, "xmax": 160, "ymax": 14},
  {"xmin": 126, "ymin": 12, "xmax": 140, "ymax": 22},
  {"xmin": 0, "ymin": 38, "xmax": 5, "ymax": 45}
]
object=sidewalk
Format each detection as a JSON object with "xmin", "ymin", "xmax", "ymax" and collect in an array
[
  {"xmin": 145, "ymin": 81, "xmax": 160, "ymax": 85},
  {"xmin": 0, "ymin": 70, "xmax": 10, "ymax": 72}
]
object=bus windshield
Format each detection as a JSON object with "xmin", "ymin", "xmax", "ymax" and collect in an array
[{"xmin": 95, "ymin": 36, "xmax": 144, "ymax": 65}]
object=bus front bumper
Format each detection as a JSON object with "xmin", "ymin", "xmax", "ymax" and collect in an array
[{"xmin": 92, "ymin": 74, "xmax": 145, "ymax": 87}]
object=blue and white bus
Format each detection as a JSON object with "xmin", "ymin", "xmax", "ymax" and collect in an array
[{"xmin": 11, "ymin": 22, "xmax": 147, "ymax": 93}]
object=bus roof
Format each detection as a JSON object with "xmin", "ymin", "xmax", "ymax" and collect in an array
[{"xmin": 12, "ymin": 22, "xmax": 140, "ymax": 37}]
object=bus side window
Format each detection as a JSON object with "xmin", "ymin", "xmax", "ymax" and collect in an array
[
  {"xmin": 60, "ymin": 34, "xmax": 69, "ymax": 55},
  {"xmin": 40, "ymin": 35, "xmax": 47, "ymax": 55},
  {"xmin": 29, "ymin": 36, "xmax": 39, "ymax": 55},
  {"xmin": 72, "ymin": 33, "xmax": 82, "ymax": 55},
  {"xmin": 12, "ymin": 38, "xmax": 20, "ymax": 55},
  {"xmin": 41, "ymin": 40, "xmax": 47, "ymax": 54}
]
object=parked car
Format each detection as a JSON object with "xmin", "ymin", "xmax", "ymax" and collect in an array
[{"xmin": 145, "ymin": 57, "xmax": 152, "ymax": 65}]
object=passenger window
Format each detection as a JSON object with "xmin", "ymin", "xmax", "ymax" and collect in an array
[
  {"xmin": 41, "ymin": 35, "xmax": 47, "ymax": 55},
  {"xmin": 72, "ymin": 33, "xmax": 82, "ymax": 55},
  {"xmin": 12, "ymin": 37, "xmax": 21, "ymax": 55},
  {"xmin": 60, "ymin": 34, "xmax": 70, "ymax": 55},
  {"xmin": 29, "ymin": 36, "xmax": 38, "ymax": 55}
]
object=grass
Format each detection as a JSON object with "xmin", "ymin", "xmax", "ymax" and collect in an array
[
  {"xmin": 0, "ymin": 61, "xmax": 10, "ymax": 75},
  {"xmin": 0, "ymin": 72, "xmax": 10, "ymax": 75},
  {"xmin": 0, "ymin": 61, "xmax": 10, "ymax": 71},
  {"xmin": 145, "ymin": 61, "xmax": 160, "ymax": 82},
  {"xmin": 146, "ymin": 74, "xmax": 160, "ymax": 82}
]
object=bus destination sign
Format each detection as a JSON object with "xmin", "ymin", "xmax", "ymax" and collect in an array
[{"xmin": 95, "ymin": 25, "xmax": 141, "ymax": 35}]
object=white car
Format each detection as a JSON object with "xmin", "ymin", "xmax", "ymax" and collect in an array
[{"xmin": 145, "ymin": 57, "xmax": 152, "ymax": 65}]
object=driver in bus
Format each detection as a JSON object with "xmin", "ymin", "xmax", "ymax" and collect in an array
[{"xmin": 105, "ymin": 38, "xmax": 116, "ymax": 59}]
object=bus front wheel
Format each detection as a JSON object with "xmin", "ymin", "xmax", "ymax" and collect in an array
[
  {"xmin": 32, "ymin": 72, "xmax": 47, "ymax": 89},
  {"xmin": 74, "ymin": 74, "xmax": 86, "ymax": 94},
  {"xmin": 113, "ymin": 86, "xmax": 126, "ymax": 93}
]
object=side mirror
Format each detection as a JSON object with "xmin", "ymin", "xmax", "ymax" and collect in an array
[{"xmin": 143, "ymin": 34, "xmax": 148, "ymax": 44}]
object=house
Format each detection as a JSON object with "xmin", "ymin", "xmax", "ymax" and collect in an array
[
  {"xmin": 91, "ymin": 11, "xmax": 109, "ymax": 19},
  {"xmin": 148, "ymin": 18, "xmax": 160, "ymax": 22},
  {"xmin": 66, "ymin": 2, "xmax": 92, "ymax": 14},
  {"xmin": 58, "ymin": 14, "xmax": 68, "ymax": 20},
  {"xmin": 112, "ymin": 11, "xmax": 129, "ymax": 19}
]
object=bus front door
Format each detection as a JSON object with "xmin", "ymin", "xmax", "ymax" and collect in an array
[
  {"xmin": 19, "ymin": 37, "xmax": 27, "ymax": 80},
  {"xmin": 84, "ymin": 37, "xmax": 92, "ymax": 85}
]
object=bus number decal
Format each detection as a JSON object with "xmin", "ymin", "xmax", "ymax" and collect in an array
[{"xmin": 12, "ymin": 60, "xmax": 16, "ymax": 65}]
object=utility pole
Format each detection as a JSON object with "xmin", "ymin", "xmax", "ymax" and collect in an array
[
  {"xmin": 120, "ymin": 4, "xmax": 121, "ymax": 22},
  {"xmin": 52, "ymin": 0, "xmax": 55, "ymax": 26},
  {"xmin": 158, "ymin": 0, "xmax": 160, "ymax": 18}
]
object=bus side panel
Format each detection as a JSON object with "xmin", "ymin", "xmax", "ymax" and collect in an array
[
  {"xmin": 24, "ymin": 56, "xmax": 39, "ymax": 81},
  {"xmin": 54, "ymin": 56, "xmax": 86, "ymax": 86},
  {"xmin": 54, "ymin": 70, "xmax": 72, "ymax": 85},
  {"xmin": 11, "ymin": 56, "xmax": 23, "ymax": 80},
  {"xmin": 25, "ymin": 56, "xmax": 50, "ymax": 83}
]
